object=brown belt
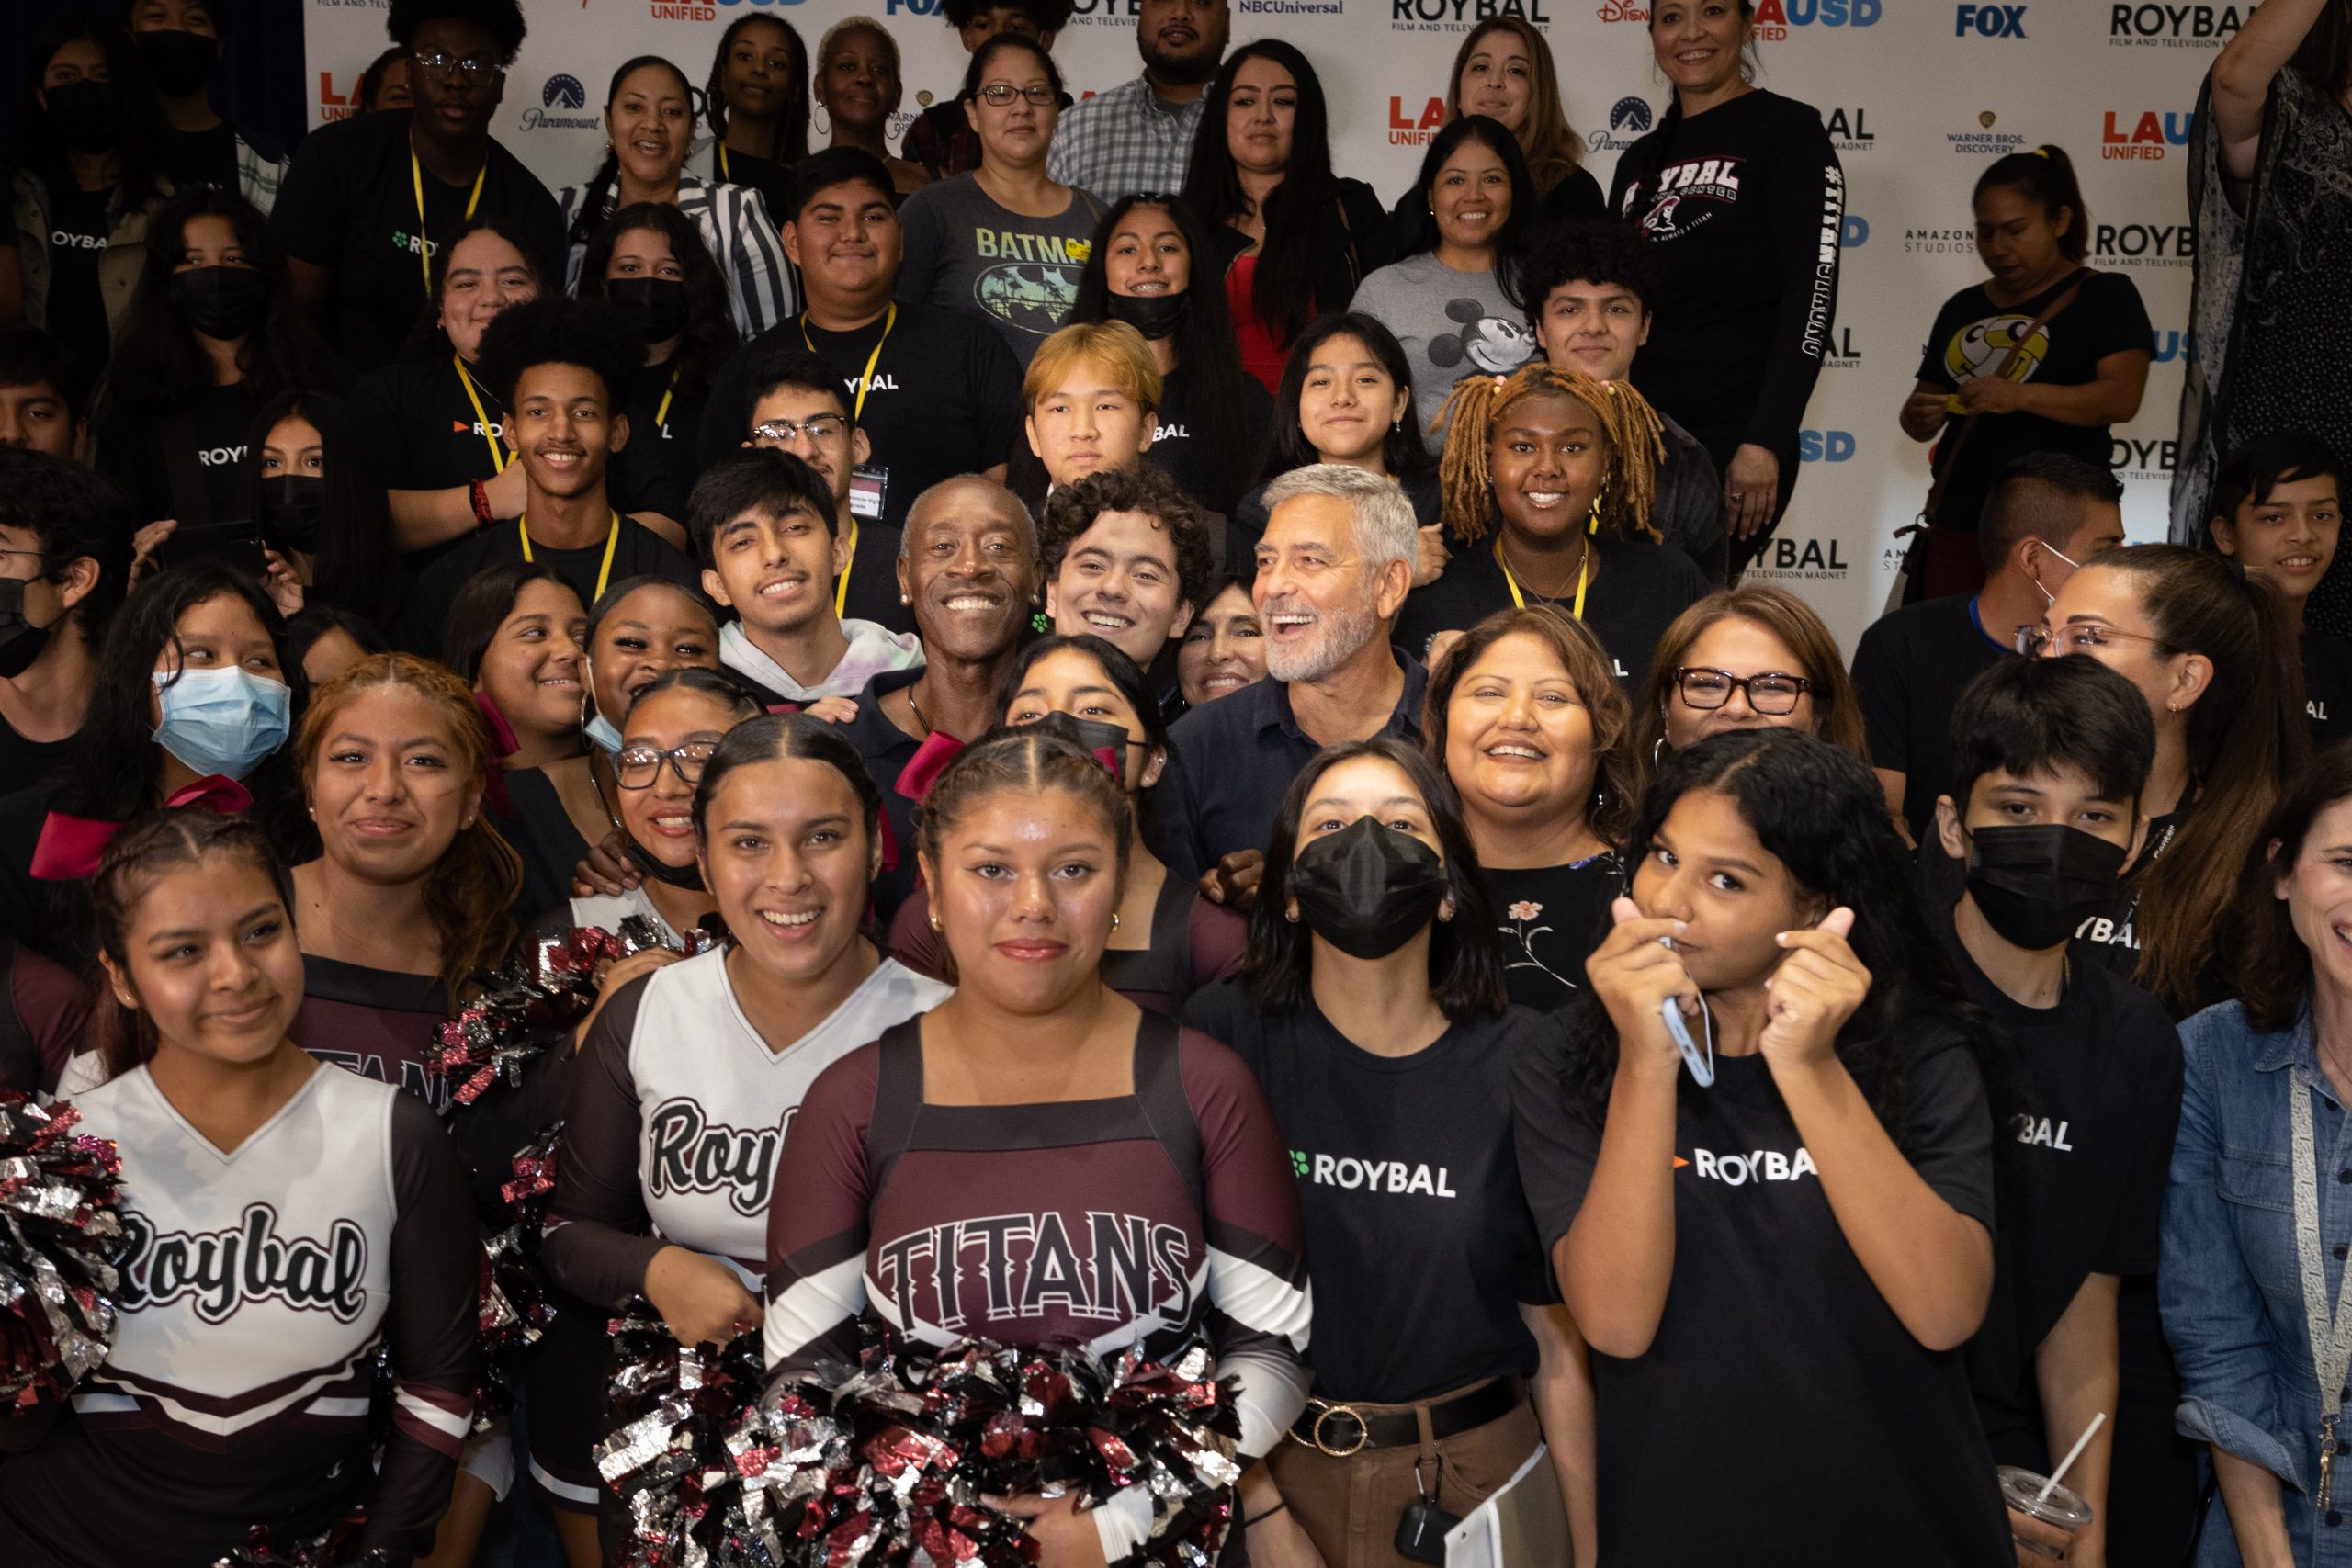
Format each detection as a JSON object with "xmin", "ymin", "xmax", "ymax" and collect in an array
[{"xmin": 1286, "ymin": 1376, "xmax": 1522, "ymax": 1457}]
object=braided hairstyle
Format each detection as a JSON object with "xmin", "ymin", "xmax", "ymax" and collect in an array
[
  {"xmin": 568, "ymin": 56, "xmax": 695, "ymax": 248},
  {"xmin": 1434, "ymin": 362, "xmax": 1665, "ymax": 547},
  {"xmin": 915, "ymin": 723, "xmax": 1135, "ymax": 886}
]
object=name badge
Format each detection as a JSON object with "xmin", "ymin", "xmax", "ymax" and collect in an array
[{"xmin": 849, "ymin": 464, "xmax": 888, "ymax": 521}]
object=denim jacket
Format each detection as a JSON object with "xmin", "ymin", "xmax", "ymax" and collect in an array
[{"xmin": 2163, "ymin": 998, "xmax": 2352, "ymax": 1567}]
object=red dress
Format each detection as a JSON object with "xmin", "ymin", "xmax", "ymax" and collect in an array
[{"xmin": 1226, "ymin": 254, "xmax": 1292, "ymax": 396}]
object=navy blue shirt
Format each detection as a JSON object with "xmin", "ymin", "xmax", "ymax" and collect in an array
[
  {"xmin": 1158, "ymin": 652, "xmax": 1427, "ymax": 883},
  {"xmin": 836, "ymin": 665, "xmax": 927, "ymax": 924}
]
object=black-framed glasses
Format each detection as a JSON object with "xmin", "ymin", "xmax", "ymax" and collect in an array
[
  {"xmin": 751, "ymin": 414, "xmax": 847, "ymax": 445},
  {"xmin": 616, "ymin": 739, "xmax": 718, "ymax": 789},
  {"xmin": 2019, "ymin": 624, "xmax": 2166, "ymax": 658},
  {"xmin": 1675, "ymin": 667, "xmax": 1812, "ymax": 715},
  {"xmin": 411, "ymin": 50, "xmax": 500, "ymax": 85},
  {"xmin": 974, "ymin": 83, "xmax": 1062, "ymax": 107}
]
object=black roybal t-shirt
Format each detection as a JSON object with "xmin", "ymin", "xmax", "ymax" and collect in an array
[
  {"xmin": 1149, "ymin": 361, "xmax": 1271, "ymax": 515},
  {"xmin": 1513, "ymin": 1012, "xmax": 2012, "ymax": 1566},
  {"xmin": 2304, "ymin": 627, "xmax": 2351, "ymax": 749},
  {"xmin": 609, "ymin": 363, "xmax": 707, "ymax": 529},
  {"xmin": 95, "ymin": 381, "xmax": 256, "ymax": 526},
  {"xmin": 1395, "ymin": 533, "xmax": 1711, "ymax": 694},
  {"xmin": 43, "ymin": 180, "xmax": 115, "ymax": 386},
  {"xmin": 351, "ymin": 355, "xmax": 511, "ymax": 497},
  {"xmin": 1488, "ymin": 857, "xmax": 1619, "ymax": 1015},
  {"xmin": 1928, "ymin": 895, "xmax": 2182, "ymax": 1465},
  {"xmin": 698, "ymin": 302, "xmax": 1023, "ymax": 529},
  {"xmin": 1850, "ymin": 592, "xmax": 2016, "ymax": 845},
  {"xmin": 1184, "ymin": 983, "xmax": 1553, "ymax": 1404},
  {"xmin": 1917, "ymin": 271, "xmax": 2151, "ymax": 536},
  {"xmin": 399, "ymin": 513, "xmax": 703, "ymax": 656},
  {"xmin": 269, "ymin": 110, "xmax": 565, "ymax": 373}
]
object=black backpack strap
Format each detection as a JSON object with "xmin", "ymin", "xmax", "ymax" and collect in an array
[
  {"xmin": 1130, "ymin": 1009, "xmax": 1203, "ymax": 1216},
  {"xmin": 863, "ymin": 1017, "xmax": 926, "ymax": 1194}
]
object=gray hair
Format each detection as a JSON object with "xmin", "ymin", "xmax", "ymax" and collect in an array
[{"xmin": 1260, "ymin": 463, "xmax": 1417, "ymax": 573}]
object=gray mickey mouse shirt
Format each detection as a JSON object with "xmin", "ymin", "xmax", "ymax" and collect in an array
[{"xmin": 1351, "ymin": 252, "xmax": 1537, "ymax": 434}]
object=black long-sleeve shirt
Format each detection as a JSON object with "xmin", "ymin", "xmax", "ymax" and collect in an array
[{"xmin": 1609, "ymin": 89, "xmax": 1844, "ymax": 463}]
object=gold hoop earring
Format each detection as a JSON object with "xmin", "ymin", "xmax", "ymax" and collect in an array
[
  {"xmin": 927, "ymin": 908, "xmax": 941, "ymax": 931},
  {"xmin": 1109, "ymin": 911, "xmax": 1121, "ymax": 932}
]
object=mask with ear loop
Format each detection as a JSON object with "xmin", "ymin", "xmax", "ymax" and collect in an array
[
  {"xmin": 580, "ymin": 660, "xmax": 625, "ymax": 754},
  {"xmin": 2027, "ymin": 539, "xmax": 2083, "ymax": 606}
]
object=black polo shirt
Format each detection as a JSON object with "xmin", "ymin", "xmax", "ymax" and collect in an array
[
  {"xmin": 1394, "ymin": 533, "xmax": 1710, "ymax": 694},
  {"xmin": 834, "ymin": 664, "xmax": 928, "ymax": 925},
  {"xmin": 1158, "ymin": 651, "xmax": 1427, "ymax": 883},
  {"xmin": 270, "ymin": 110, "xmax": 565, "ymax": 373}
]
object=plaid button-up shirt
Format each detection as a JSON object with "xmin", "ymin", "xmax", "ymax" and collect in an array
[{"xmin": 1046, "ymin": 76, "xmax": 1204, "ymax": 203}]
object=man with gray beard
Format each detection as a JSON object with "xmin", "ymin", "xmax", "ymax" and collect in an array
[{"xmin": 1157, "ymin": 464, "xmax": 1420, "ymax": 889}]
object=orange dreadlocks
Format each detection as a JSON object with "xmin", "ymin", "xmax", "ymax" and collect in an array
[{"xmin": 1432, "ymin": 363, "xmax": 1666, "ymax": 547}]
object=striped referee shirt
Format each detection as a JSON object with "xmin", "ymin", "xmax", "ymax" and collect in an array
[{"xmin": 557, "ymin": 171, "xmax": 797, "ymax": 337}]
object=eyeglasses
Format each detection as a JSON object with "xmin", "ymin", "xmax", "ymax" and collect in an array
[
  {"xmin": 975, "ymin": 84, "xmax": 1060, "ymax": 107},
  {"xmin": 411, "ymin": 50, "xmax": 501, "ymax": 85},
  {"xmin": 751, "ymin": 414, "xmax": 847, "ymax": 445},
  {"xmin": 1674, "ymin": 667, "xmax": 1812, "ymax": 715},
  {"xmin": 2019, "ymin": 624, "xmax": 2167, "ymax": 658},
  {"xmin": 616, "ymin": 739, "xmax": 718, "ymax": 790}
]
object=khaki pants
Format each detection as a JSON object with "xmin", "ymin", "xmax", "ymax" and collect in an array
[{"xmin": 1266, "ymin": 1384, "xmax": 1546, "ymax": 1568}]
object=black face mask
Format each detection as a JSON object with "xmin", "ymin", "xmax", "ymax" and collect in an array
[
  {"xmin": 627, "ymin": 832, "xmax": 707, "ymax": 892},
  {"xmin": 134, "ymin": 30, "xmax": 219, "ymax": 97},
  {"xmin": 44, "ymin": 80, "xmax": 123, "ymax": 154},
  {"xmin": 1022, "ymin": 709, "xmax": 1133, "ymax": 785},
  {"xmin": 1105, "ymin": 288, "xmax": 1191, "ymax": 342},
  {"xmin": 605, "ymin": 277, "xmax": 689, "ymax": 346},
  {"xmin": 262, "ymin": 475, "xmax": 326, "ymax": 548},
  {"xmin": 1964, "ymin": 824, "xmax": 2130, "ymax": 952},
  {"xmin": 1289, "ymin": 817, "xmax": 1449, "ymax": 961},
  {"xmin": 168, "ymin": 265, "xmax": 269, "ymax": 341},
  {"xmin": 0, "ymin": 576, "xmax": 53, "ymax": 680}
]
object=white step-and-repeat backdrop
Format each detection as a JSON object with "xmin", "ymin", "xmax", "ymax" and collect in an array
[{"xmin": 301, "ymin": 0, "xmax": 2237, "ymax": 651}]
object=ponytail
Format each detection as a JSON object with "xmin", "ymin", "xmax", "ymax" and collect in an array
[
  {"xmin": 1974, "ymin": 144, "xmax": 2091, "ymax": 263},
  {"xmin": 1434, "ymin": 363, "xmax": 1665, "ymax": 546}
]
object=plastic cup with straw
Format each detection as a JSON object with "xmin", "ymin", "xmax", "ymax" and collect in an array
[{"xmin": 1996, "ymin": 1412, "xmax": 2105, "ymax": 1559}]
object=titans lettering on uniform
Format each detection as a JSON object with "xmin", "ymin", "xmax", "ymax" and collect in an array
[
  {"xmin": 1623, "ymin": 156, "xmax": 1749, "ymax": 239},
  {"xmin": 868, "ymin": 1211, "xmax": 1197, "ymax": 1340}
]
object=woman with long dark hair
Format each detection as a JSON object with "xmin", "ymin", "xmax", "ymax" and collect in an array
[
  {"xmin": 1186, "ymin": 736, "xmax": 1591, "ymax": 1565},
  {"xmin": 93, "ymin": 184, "xmax": 330, "ymax": 528},
  {"xmin": 1899, "ymin": 146, "xmax": 2151, "ymax": 600},
  {"xmin": 1450, "ymin": 17, "xmax": 1600, "ymax": 215},
  {"xmin": 1352, "ymin": 116, "xmax": 1542, "ymax": 432},
  {"xmin": 1518, "ymin": 727, "xmax": 2011, "ymax": 1563},
  {"xmin": 897, "ymin": 33, "xmax": 1096, "ymax": 367},
  {"xmin": 534, "ymin": 713, "xmax": 948, "ymax": 1565},
  {"xmin": 0, "ymin": 812, "xmax": 478, "ymax": 1567},
  {"xmin": 1610, "ymin": 0, "xmax": 1844, "ymax": 570},
  {"xmin": 2034, "ymin": 544, "xmax": 2309, "ymax": 1015},
  {"xmin": 574, "ymin": 202, "xmax": 742, "ymax": 538},
  {"xmin": 1068, "ymin": 192, "xmax": 1269, "ymax": 515},
  {"xmin": 1228, "ymin": 311, "xmax": 1439, "ymax": 567},
  {"xmin": 1428, "ymin": 607, "xmax": 1637, "ymax": 1013},
  {"xmin": 352, "ymin": 217, "xmax": 547, "ymax": 553},
  {"xmin": 905, "ymin": 0, "xmax": 1074, "ymax": 180},
  {"xmin": 235, "ymin": 389, "xmax": 408, "ymax": 636},
  {"xmin": 6, "ymin": 12, "xmax": 174, "ymax": 384},
  {"xmin": 555, "ymin": 55, "xmax": 792, "ymax": 336},
  {"xmin": 700, "ymin": 14, "xmax": 808, "ymax": 221},
  {"xmin": 1179, "ymin": 41, "xmax": 1385, "ymax": 396},
  {"xmin": 888, "ymin": 637, "xmax": 1247, "ymax": 1012},
  {"xmin": 766, "ymin": 725, "xmax": 1312, "ymax": 1568},
  {"xmin": 0, "ymin": 559, "xmax": 312, "ymax": 969}
]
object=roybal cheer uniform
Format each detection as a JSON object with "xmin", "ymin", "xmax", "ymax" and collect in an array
[
  {"xmin": 763, "ymin": 1010, "xmax": 1314, "ymax": 1560},
  {"xmin": 0, "ymin": 1062, "xmax": 477, "ymax": 1567},
  {"xmin": 527, "ymin": 948, "xmax": 949, "ymax": 1511}
]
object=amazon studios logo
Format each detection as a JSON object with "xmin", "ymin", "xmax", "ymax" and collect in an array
[
  {"xmin": 1588, "ymin": 96, "xmax": 1654, "ymax": 153},
  {"xmin": 522, "ymin": 73, "xmax": 600, "ymax": 132}
]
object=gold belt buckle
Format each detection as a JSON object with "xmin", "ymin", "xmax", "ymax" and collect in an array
[{"xmin": 1308, "ymin": 1401, "xmax": 1368, "ymax": 1458}]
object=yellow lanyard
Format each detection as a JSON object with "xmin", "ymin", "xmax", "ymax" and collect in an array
[
  {"xmin": 652, "ymin": 363, "xmax": 680, "ymax": 432},
  {"xmin": 519, "ymin": 512, "xmax": 622, "ymax": 604},
  {"xmin": 833, "ymin": 518, "xmax": 859, "ymax": 618},
  {"xmin": 1496, "ymin": 536, "xmax": 1590, "ymax": 621},
  {"xmin": 802, "ymin": 303, "xmax": 895, "ymax": 423},
  {"xmin": 453, "ymin": 355, "xmax": 510, "ymax": 474},
  {"xmin": 718, "ymin": 142, "xmax": 733, "ymax": 183},
  {"xmin": 410, "ymin": 146, "xmax": 486, "ymax": 295}
]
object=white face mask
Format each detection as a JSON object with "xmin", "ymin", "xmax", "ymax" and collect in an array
[{"xmin": 2029, "ymin": 541, "xmax": 2083, "ymax": 604}]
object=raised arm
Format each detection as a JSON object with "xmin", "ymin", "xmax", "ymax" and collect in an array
[{"xmin": 2212, "ymin": 0, "xmax": 2335, "ymax": 182}]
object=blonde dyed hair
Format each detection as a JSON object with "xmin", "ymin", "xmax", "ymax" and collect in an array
[
  {"xmin": 1022, "ymin": 320, "xmax": 1162, "ymax": 413},
  {"xmin": 1435, "ymin": 363, "xmax": 1664, "ymax": 546}
]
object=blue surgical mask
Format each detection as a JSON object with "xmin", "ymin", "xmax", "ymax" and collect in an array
[
  {"xmin": 152, "ymin": 666, "xmax": 291, "ymax": 781},
  {"xmin": 584, "ymin": 711, "xmax": 626, "ymax": 755}
]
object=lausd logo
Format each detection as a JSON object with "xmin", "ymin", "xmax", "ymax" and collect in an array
[
  {"xmin": 522, "ymin": 73, "xmax": 600, "ymax": 132},
  {"xmin": 317, "ymin": 71, "xmax": 366, "ymax": 123},
  {"xmin": 1750, "ymin": 0, "xmax": 1880, "ymax": 39},
  {"xmin": 1391, "ymin": 0, "xmax": 1552, "ymax": 35},
  {"xmin": 652, "ymin": 0, "xmax": 719, "ymax": 20},
  {"xmin": 1747, "ymin": 536, "xmax": 1852, "ymax": 581},
  {"xmin": 1799, "ymin": 430, "xmax": 1856, "ymax": 462},
  {"xmin": 1955, "ymin": 3, "xmax": 2027, "ymax": 36},
  {"xmin": 2095, "ymin": 220, "xmax": 2195, "ymax": 268},
  {"xmin": 1822, "ymin": 106, "xmax": 1874, "ymax": 153},
  {"xmin": 2101, "ymin": 108, "xmax": 2193, "ymax": 161},
  {"xmin": 1589, "ymin": 96, "xmax": 1654, "ymax": 153},
  {"xmin": 1841, "ymin": 214, "xmax": 1869, "ymax": 247},
  {"xmin": 2109, "ymin": 3, "xmax": 2252, "ymax": 47},
  {"xmin": 886, "ymin": 0, "xmax": 943, "ymax": 11},
  {"xmin": 1389, "ymin": 96, "xmax": 1445, "ymax": 148},
  {"xmin": 1948, "ymin": 107, "xmax": 2026, "ymax": 156}
]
